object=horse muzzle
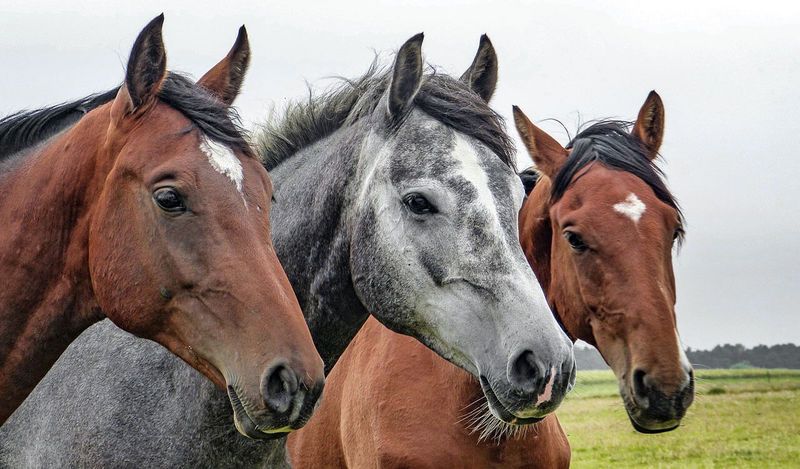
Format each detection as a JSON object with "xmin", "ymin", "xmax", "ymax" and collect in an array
[
  {"xmin": 622, "ymin": 367, "xmax": 695, "ymax": 433},
  {"xmin": 226, "ymin": 364, "xmax": 325, "ymax": 440}
]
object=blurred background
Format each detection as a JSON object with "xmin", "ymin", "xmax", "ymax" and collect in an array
[{"xmin": 2, "ymin": 0, "xmax": 798, "ymax": 353}]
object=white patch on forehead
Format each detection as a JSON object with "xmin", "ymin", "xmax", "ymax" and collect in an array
[
  {"xmin": 613, "ymin": 192, "xmax": 646, "ymax": 223},
  {"xmin": 199, "ymin": 137, "xmax": 246, "ymax": 205},
  {"xmin": 452, "ymin": 134, "xmax": 503, "ymax": 228}
]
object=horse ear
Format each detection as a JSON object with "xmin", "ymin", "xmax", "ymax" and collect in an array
[
  {"xmin": 198, "ymin": 26, "xmax": 251, "ymax": 105},
  {"xmin": 519, "ymin": 168, "xmax": 540, "ymax": 196},
  {"xmin": 632, "ymin": 90, "xmax": 665, "ymax": 161},
  {"xmin": 512, "ymin": 105, "xmax": 567, "ymax": 179},
  {"xmin": 460, "ymin": 34, "xmax": 498, "ymax": 102},
  {"xmin": 387, "ymin": 33, "xmax": 424, "ymax": 120},
  {"xmin": 122, "ymin": 14, "xmax": 167, "ymax": 112}
]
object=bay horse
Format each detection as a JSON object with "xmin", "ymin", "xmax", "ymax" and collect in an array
[
  {"xmin": 286, "ymin": 91, "xmax": 694, "ymax": 467},
  {"xmin": 0, "ymin": 34, "xmax": 574, "ymax": 467},
  {"xmin": 0, "ymin": 16, "xmax": 324, "ymax": 435}
]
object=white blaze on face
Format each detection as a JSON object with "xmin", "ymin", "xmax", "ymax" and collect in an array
[
  {"xmin": 200, "ymin": 137, "xmax": 246, "ymax": 204},
  {"xmin": 451, "ymin": 134, "xmax": 504, "ymax": 232},
  {"xmin": 613, "ymin": 192, "xmax": 646, "ymax": 223}
]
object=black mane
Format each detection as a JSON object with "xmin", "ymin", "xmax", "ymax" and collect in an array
[
  {"xmin": 0, "ymin": 73, "xmax": 252, "ymax": 161},
  {"xmin": 0, "ymin": 89, "xmax": 118, "ymax": 158},
  {"xmin": 256, "ymin": 63, "xmax": 515, "ymax": 171},
  {"xmin": 552, "ymin": 120, "xmax": 684, "ymax": 238}
]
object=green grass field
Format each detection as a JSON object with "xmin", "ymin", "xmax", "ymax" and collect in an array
[{"xmin": 558, "ymin": 369, "xmax": 800, "ymax": 468}]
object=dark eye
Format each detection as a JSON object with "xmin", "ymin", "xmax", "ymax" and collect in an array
[
  {"xmin": 153, "ymin": 187, "xmax": 186, "ymax": 213},
  {"xmin": 403, "ymin": 193, "xmax": 437, "ymax": 215},
  {"xmin": 564, "ymin": 231, "xmax": 588, "ymax": 252}
]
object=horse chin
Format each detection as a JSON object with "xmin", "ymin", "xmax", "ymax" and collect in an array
[
  {"xmin": 620, "ymin": 387, "xmax": 681, "ymax": 434},
  {"xmin": 479, "ymin": 376, "xmax": 545, "ymax": 426},
  {"xmin": 628, "ymin": 415, "xmax": 680, "ymax": 434},
  {"xmin": 227, "ymin": 384, "xmax": 292, "ymax": 440}
]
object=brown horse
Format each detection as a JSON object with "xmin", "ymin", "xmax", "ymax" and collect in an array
[
  {"xmin": 0, "ymin": 16, "xmax": 324, "ymax": 436},
  {"xmin": 287, "ymin": 92, "xmax": 693, "ymax": 467}
]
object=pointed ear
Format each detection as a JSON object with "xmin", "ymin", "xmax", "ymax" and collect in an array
[
  {"xmin": 519, "ymin": 168, "xmax": 540, "ymax": 196},
  {"xmin": 387, "ymin": 33, "xmax": 424, "ymax": 120},
  {"xmin": 512, "ymin": 105, "xmax": 568, "ymax": 179},
  {"xmin": 117, "ymin": 14, "xmax": 167, "ymax": 115},
  {"xmin": 632, "ymin": 90, "xmax": 665, "ymax": 161},
  {"xmin": 198, "ymin": 26, "xmax": 251, "ymax": 105},
  {"xmin": 460, "ymin": 34, "xmax": 498, "ymax": 102}
]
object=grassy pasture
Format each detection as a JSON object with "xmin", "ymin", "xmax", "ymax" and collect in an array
[{"xmin": 558, "ymin": 369, "xmax": 800, "ymax": 468}]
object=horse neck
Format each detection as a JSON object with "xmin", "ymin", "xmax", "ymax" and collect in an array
[
  {"xmin": 0, "ymin": 109, "xmax": 111, "ymax": 422},
  {"xmin": 268, "ymin": 127, "xmax": 371, "ymax": 373},
  {"xmin": 520, "ymin": 176, "xmax": 593, "ymax": 345},
  {"xmin": 520, "ymin": 178, "xmax": 554, "ymax": 297}
]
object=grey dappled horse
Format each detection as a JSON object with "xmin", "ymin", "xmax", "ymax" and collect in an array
[{"xmin": 0, "ymin": 35, "xmax": 574, "ymax": 467}]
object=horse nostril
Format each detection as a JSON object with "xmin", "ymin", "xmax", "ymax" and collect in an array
[
  {"xmin": 279, "ymin": 367, "xmax": 299, "ymax": 394},
  {"xmin": 632, "ymin": 368, "xmax": 650, "ymax": 399},
  {"xmin": 510, "ymin": 350, "xmax": 540, "ymax": 393},
  {"xmin": 261, "ymin": 364, "xmax": 298, "ymax": 415}
]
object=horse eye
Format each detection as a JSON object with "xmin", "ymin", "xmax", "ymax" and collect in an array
[
  {"xmin": 403, "ymin": 193, "xmax": 437, "ymax": 215},
  {"xmin": 153, "ymin": 187, "xmax": 186, "ymax": 213},
  {"xmin": 564, "ymin": 231, "xmax": 588, "ymax": 252}
]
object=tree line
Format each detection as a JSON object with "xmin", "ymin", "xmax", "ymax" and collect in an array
[{"xmin": 574, "ymin": 343, "xmax": 800, "ymax": 370}]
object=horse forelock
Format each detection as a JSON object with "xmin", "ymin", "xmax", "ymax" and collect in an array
[{"xmin": 553, "ymin": 120, "xmax": 685, "ymax": 243}]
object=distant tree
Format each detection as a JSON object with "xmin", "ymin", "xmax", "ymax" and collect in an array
[
  {"xmin": 730, "ymin": 361, "xmax": 753, "ymax": 369},
  {"xmin": 687, "ymin": 343, "xmax": 799, "ymax": 370},
  {"xmin": 574, "ymin": 343, "xmax": 799, "ymax": 371}
]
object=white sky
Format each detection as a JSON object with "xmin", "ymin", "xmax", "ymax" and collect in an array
[{"xmin": 2, "ymin": 0, "xmax": 798, "ymax": 349}]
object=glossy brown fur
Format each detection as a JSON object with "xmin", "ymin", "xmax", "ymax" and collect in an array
[
  {"xmin": 289, "ymin": 317, "xmax": 570, "ymax": 469},
  {"xmin": 0, "ymin": 18, "xmax": 324, "ymax": 430},
  {"xmin": 515, "ymin": 94, "xmax": 692, "ymax": 433},
  {"xmin": 288, "ymin": 92, "xmax": 691, "ymax": 466}
]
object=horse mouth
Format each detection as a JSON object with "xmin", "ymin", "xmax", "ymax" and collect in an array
[
  {"xmin": 621, "ymin": 388, "xmax": 681, "ymax": 434},
  {"xmin": 627, "ymin": 413, "xmax": 680, "ymax": 434},
  {"xmin": 479, "ymin": 376, "xmax": 544, "ymax": 425},
  {"xmin": 227, "ymin": 385, "xmax": 293, "ymax": 440}
]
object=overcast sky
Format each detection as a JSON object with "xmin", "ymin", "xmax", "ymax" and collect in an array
[{"xmin": 2, "ymin": 0, "xmax": 797, "ymax": 349}]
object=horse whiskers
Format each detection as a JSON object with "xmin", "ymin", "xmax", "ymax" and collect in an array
[
  {"xmin": 476, "ymin": 411, "xmax": 532, "ymax": 443},
  {"xmin": 459, "ymin": 395, "xmax": 488, "ymax": 413},
  {"xmin": 456, "ymin": 392, "xmax": 493, "ymax": 416},
  {"xmin": 457, "ymin": 406, "xmax": 486, "ymax": 425},
  {"xmin": 459, "ymin": 376, "xmax": 562, "ymax": 443},
  {"xmin": 457, "ymin": 407, "xmax": 489, "ymax": 430},
  {"xmin": 458, "ymin": 397, "xmax": 489, "ymax": 420},
  {"xmin": 458, "ymin": 399, "xmax": 536, "ymax": 444}
]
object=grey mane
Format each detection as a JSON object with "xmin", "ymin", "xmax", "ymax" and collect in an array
[{"xmin": 257, "ymin": 61, "xmax": 515, "ymax": 171}]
